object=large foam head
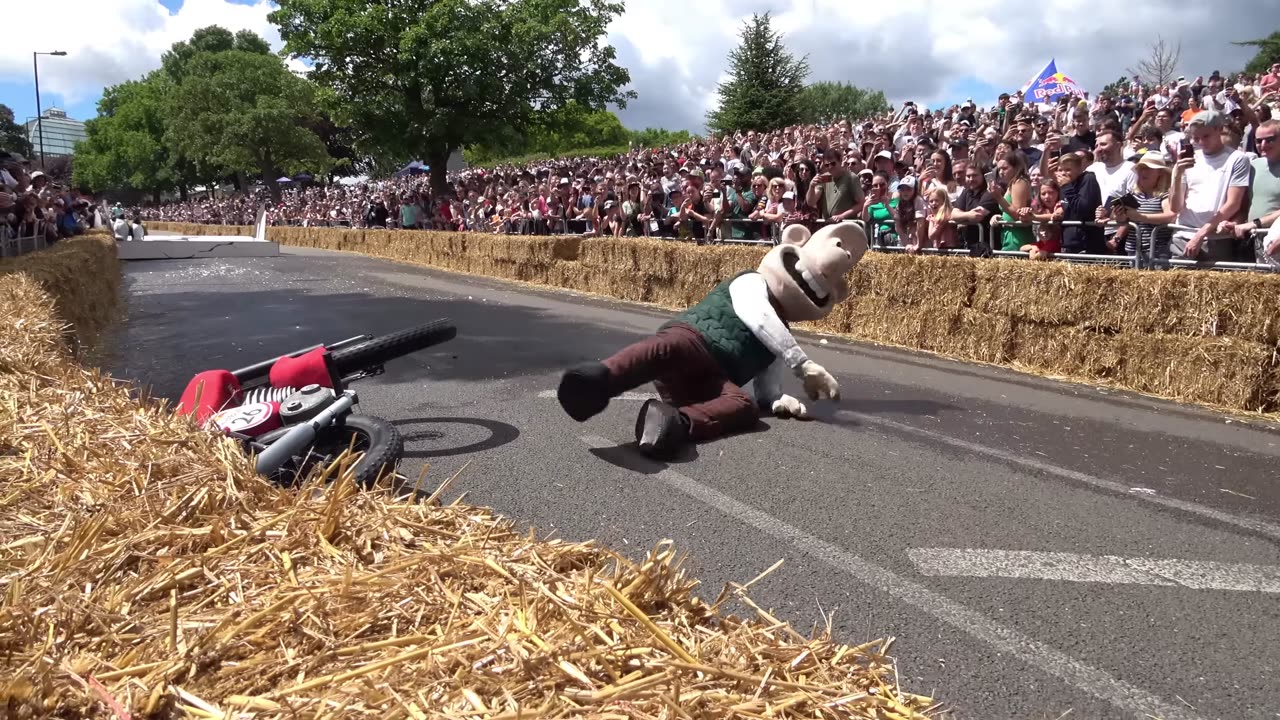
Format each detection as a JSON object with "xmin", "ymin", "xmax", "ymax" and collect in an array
[{"xmin": 757, "ymin": 222, "xmax": 867, "ymax": 322}]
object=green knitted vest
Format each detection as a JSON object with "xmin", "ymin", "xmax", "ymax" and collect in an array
[{"xmin": 664, "ymin": 270, "xmax": 781, "ymax": 387}]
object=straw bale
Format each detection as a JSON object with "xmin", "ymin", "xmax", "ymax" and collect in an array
[
  {"xmin": 0, "ymin": 233, "xmax": 120, "ymax": 358},
  {"xmin": 0, "ymin": 259, "xmax": 940, "ymax": 720},
  {"xmin": 547, "ymin": 260, "xmax": 591, "ymax": 292},
  {"xmin": 1111, "ymin": 334, "xmax": 1276, "ymax": 411},
  {"xmin": 629, "ymin": 239, "xmax": 676, "ymax": 278},
  {"xmin": 1010, "ymin": 322, "xmax": 1124, "ymax": 379},
  {"xmin": 469, "ymin": 235, "xmax": 574, "ymax": 265},
  {"xmin": 972, "ymin": 259, "xmax": 1116, "ymax": 326},
  {"xmin": 944, "ymin": 310, "xmax": 1016, "ymax": 365},
  {"xmin": 809, "ymin": 296, "xmax": 962, "ymax": 353},
  {"xmin": 1097, "ymin": 269, "xmax": 1280, "ymax": 345},
  {"xmin": 867, "ymin": 253, "xmax": 975, "ymax": 310}
]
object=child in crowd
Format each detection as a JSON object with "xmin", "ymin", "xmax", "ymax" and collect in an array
[
  {"xmin": 1016, "ymin": 178, "xmax": 1064, "ymax": 260},
  {"xmin": 907, "ymin": 187, "xmax": 956, "ymax": 254}
]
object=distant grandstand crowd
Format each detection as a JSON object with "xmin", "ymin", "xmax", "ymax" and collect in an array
[{"xmin": 137, "ymin": 67, "xmax": 1280, "ymax": 264}]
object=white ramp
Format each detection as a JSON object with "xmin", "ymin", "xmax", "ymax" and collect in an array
[{"xmin": 116, "ymin": 203, "xmax": 280, "ymax": 260}]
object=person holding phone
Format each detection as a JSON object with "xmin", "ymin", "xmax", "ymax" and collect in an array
[
  {"xmin": 1108, "ymin": 152, "xmax": 1176, "ymax": 260},
  {"xmin": 804, "ymin": 147, "xmax": 863, "ymax": 223},
  {"xmin": 1168, "ymin": 110, "xmax": 1252, "ymax": 260}
]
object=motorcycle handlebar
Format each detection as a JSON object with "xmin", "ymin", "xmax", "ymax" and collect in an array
[{"xmin": 230, "ymin": 334, "xmax": 371, "ymax": 384}]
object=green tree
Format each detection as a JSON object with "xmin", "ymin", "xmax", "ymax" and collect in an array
[
  {"xmin": 167, "ymin": 49, "xmax": 332, "ymax": 202},
  {"xmin": 797, "ymin": 81, "xmax": 890, "ymax": 125},
  {"xmin": 706, "ymin": 12, "xmax": 810, "ymax": 135},
  {"xmin": 161, "ymin": 26, "xmax": 272, "ymax": 83},
  {"xmin": 269, "ymin": 0, "xmax": 636, "ymax": 193},
  {"xmin": 1099, "ymin": 76, "xmax": 1132, "ymax": 98},
  {"xmin": 0, "ymin": 104, "xmax": 32, "ymax": 157},
  {"xmin": 73, "ymin": 72, "xmax": 182, "ymax": 202},
  {"xmin": 466, "ymin": 102, "xmax": 632, "ymax": 162},
  {"xmin": 1234, "ymin": 31, "xmax": 1280, "ymax": 75},
  {"xmin": 628, "ymin": 127, "xmax": 695, "ymax": 148}
]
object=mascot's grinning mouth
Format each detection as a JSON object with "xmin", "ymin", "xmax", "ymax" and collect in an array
[{"xmin": 781, "ymin": 251, "xmax": 830, "ymax": 308}]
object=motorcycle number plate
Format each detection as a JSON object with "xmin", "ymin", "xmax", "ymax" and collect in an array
[{"xmin": 211, "ymin": 402, "xmax": 278, "ymax": 436}]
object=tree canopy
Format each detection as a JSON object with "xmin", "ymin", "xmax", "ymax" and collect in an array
[
  {"xmin": 167, "ymin": 49, "xmax": 332, "ymax": 201},
  {"xmin": 269, "ymin": 0, "xmax": 636, "ymax": 192},
  {"xmin": 73, "ymin": 26, "xmax": 332, "ymax": 201},
  {"xmin": 705, "ymin": 13, "xmax": 810, "ymax": 135},
  {"xmin": 1234, "ymin": 30, "xmax": 1280, "ymax": 76},
  {"xmin": 73, "ymin": 72, "xmax": 182, "ymax": 201},
  {"xmin": 796, "ymin": 81, "xmax": 890, "ymax": 126},
  {"xmin": 0, "ymin": 104, "xmax": 33, "ymax": 158}
]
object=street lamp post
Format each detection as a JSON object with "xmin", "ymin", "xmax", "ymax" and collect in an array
[{"xmin": 32, "ymin": 51, "xmax": 67, "ymax": 171}]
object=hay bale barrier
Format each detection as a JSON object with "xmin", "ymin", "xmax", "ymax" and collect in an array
[
  {"xmin": 1, "ymin": 238, "xmax": 942, "ymax": 717},
  {"xmin": 148, "ymin": 221, "xmax": 1280, "ymax": 418}
]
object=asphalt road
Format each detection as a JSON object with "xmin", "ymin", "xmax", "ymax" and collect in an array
[{"xmin": 104, "ymin": 246, "xmax": 1280, "ymax": 720}]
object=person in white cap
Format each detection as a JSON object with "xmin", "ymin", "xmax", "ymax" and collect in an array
[{"xmin": 872, "ymin": 150, "xmax": 899, "ymax": 191}]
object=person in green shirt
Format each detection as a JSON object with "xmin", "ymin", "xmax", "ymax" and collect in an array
[
  {"xmin": 861, "ymin": 172, "xmax": 899, "ymax": 245},
  {"xmin": 400, "ymin": 193, "xmax": 420, "ymax": 229},
  {"xmin": 806, "ymin": 146, "xmax": 864, "ymax": 223},
  {"xmin": 721, "ymin": 169, "xmax": 760, "ymax": 240}
]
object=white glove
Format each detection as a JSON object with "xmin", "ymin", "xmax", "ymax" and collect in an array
[
  {"xmin": 771, "ymin": 394, "xmax": 810, "ymax": 420},
  {"xmin": 798, "ymin": 360, "xmax": 840, "ymax": 401}
]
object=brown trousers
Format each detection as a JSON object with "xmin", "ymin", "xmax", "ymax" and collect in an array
[{"xmin": 602, "ymin": 322, "xmax": 758, "ymax": 442}]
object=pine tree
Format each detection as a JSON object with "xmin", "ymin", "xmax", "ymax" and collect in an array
[{"xmin": 705, "ymin": 13, "xmax": 810, "ymax": 136}]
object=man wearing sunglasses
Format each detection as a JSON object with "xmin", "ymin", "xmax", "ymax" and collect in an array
[{"xmin": 804, "ymin": 146, "xmax": 864, "ymax": 224}]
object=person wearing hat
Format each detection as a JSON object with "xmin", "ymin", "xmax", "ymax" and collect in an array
[
  {"xmin": 871, "ymin": 150, "xmax": 898, "ymax": 190},
  {"xmin": 1169, "ymin": 109, "xmax": 1253, "ymax": 260},
  {"xmin": 1106, "ymin": 152, "xmax": 1176, "ymax": 260}
]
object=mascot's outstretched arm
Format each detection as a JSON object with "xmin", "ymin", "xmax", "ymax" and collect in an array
[{"xmin": 728, "ymin": 273, "xmax": 838, "ymax": 419}]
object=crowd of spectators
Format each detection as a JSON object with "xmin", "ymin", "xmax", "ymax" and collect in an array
[
  {"xmin": 1, "ymin": 151, "xmax": 101, "ymax": 253},
  {"xmin": 127, "ymin": 65, "xmax": 1280, "ymax": 266}
]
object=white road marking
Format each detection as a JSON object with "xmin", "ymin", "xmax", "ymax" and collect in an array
[
  {"xmin": 579, "ymin": 435, "xmax": 1202, "ymax": 720},
  {"xmin": 545, "ymin": 389, "xmax": 1280, "ymax": 541},
  {"xmin": 537, "ymin": 389, "xmax": 653, "ymax": 401},
  {"xmin": 907, "ymin": 548, "xmax": 1280, "ymax": 593},
  {"xmin": 836, "ymin": 409, "xmax": 1280, "ymax": 543}
]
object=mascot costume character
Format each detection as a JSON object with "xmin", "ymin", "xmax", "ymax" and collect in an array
[{"xmin": 556, "ymin": 221, "xmax": 868, "ymax": 459}]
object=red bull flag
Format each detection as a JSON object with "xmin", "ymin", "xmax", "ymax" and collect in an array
[{"xmin": 1020, "ymin": 59, "xmax": 1086, "ymax": 104}]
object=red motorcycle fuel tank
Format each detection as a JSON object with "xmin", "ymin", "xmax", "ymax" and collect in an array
[{"xmin": 209, "ymin": 401, "xmax": 284, "ymax": 438}]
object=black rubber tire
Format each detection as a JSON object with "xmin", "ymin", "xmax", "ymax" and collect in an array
[
  {"xmin": 253, "ymin": 414, "xmax": 404, "ymax": 489},
  {"xmin": 328, "ymin": 319, "xmax": 456, "ymax": 377},
  {"xmin": 316, "ymin": 414, "xmax": 404, "ymax": 489}
]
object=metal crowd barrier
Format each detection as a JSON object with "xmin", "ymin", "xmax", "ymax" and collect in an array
[
  {"xmin": 0, "ymin": 221, "xmax": 48, "ymax": 258},
  {"xmin": 1145, "ymin": 223, "xmax": 1279, "ymax": 273},
  {"xmin": 989, "ymin": 219, "xmax": 1144, "ymax": 268}
]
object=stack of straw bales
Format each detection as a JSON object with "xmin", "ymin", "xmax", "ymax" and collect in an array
[
  {"xmin": 147, "ymin": 223, "xmax": 1280, "ymax": 415},
  {"xmin": 3, "ymin": 232, "xmax": 940, "ymax": 717}
]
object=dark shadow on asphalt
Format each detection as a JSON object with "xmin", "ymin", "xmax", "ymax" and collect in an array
[
  {"xmin": 107, "ymin": 283, "xmax": 651, "ymax": 401},
  {"xmin": 587, "ymin": 419, "xmax": 781, "ymax": 474},
  {"xmin": 588, "ymin": 443, "xmax": 696, "ymax": 475},
  {"xmin": 392, "ymin": 417, "xmax": 520, "ymax": 458}
]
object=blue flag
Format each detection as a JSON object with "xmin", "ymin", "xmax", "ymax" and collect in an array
[{"xmin": 1020, "ymin": 59, "xmax": 1086, "ymax": 105}]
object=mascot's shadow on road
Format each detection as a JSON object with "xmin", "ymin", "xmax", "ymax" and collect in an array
[{"xmin": 556, "ymin": 221, "xmax": 867, "ymax": 461}]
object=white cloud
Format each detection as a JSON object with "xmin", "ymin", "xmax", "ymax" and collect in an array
[
  {"xmin": 605, "ymin": 0, "xmax": 1265, "ymax": 133},
  {"xmin": 2, "ymin": 0, "xmax": 1266, "ymax": 134},
  {"xmin": 1, "ymin": 0, "xmax": 282, "ymax": 108}
]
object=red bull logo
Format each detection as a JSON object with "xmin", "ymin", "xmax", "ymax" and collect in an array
[{"xmin": 1032, "ymin": 71, "xmax": 1081, "ymax": 101}]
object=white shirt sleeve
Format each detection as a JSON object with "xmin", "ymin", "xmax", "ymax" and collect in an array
[
  {"xmin": 752, "ymin": 358, "xmax": 787, "ymax": 408},
  {"xmin": 728, "ymin": 272, "xmax": 809, "ymax": 370}
]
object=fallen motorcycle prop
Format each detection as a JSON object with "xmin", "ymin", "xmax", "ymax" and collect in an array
[{"xmin": 176, "ymin": 319, "xmax": 457, "ymax": 488}]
